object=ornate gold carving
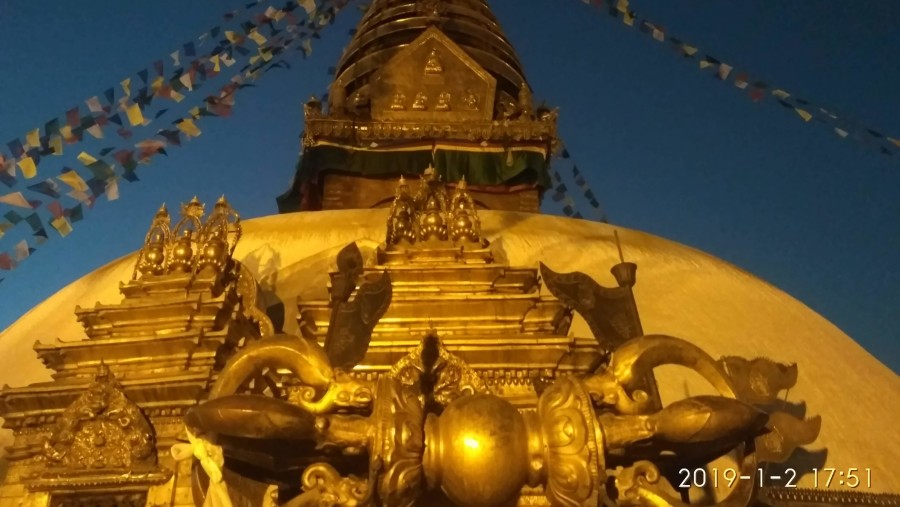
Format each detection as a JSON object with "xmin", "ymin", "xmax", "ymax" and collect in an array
[
  {"xmin": 168, "ymin": 196, "xmax": 205, "ymax": 273},
  {"xmin": 448, "ymin": 177, "xmax": 483, "ymax": 244},
  {"xmin": 133, "ymin": 203, "xmax": 170, "ymax": 279},
  {"xmin": 132, "ymin": 196, "xmax": 244, "ymax": 281},
  {"xmin": 390, "ymin": 92, "xmax": 406, "ymax": 111},
  {"xmin": 386, "ymin": 176, "xmax": 417, "ymax": 245},
  {"xmin": 424, "ymin": 49, "xmax": 443, "ymax": 74},
  {"xmin": 370, "ymin": 378, "xmax": 424, "ymax": 507},
  {"xmin": 412, "ymin": 92, "xmax": 427, "ymax": 110},
  {"xmin": 435, "ymin": 91, "xmax": 451, "ymax": 111},
  {"xmin": 288, "ymin": 463, "xmax": 370, "ymax": 507},
  {"xmin": 197, "ymin": 195, "xmax": 241, "ymax": 274},
  {"xmin": 43, "ymin": 364, "xmax": 156, "ymax": 471},
  {"xmin": 370, "ymin": 28, "xmax": 496, "ymax": 122},
  {"xmin": 537, "ymin": 376, "xmax": 604, "ymax": 507},
  {"xmin": 389, "ymin": 331, "xmax": 488, "ymax": 406},
  {"xmin": 464, "ymin": 89, "xmax": 479, "ymax": 110},
  {"xmin": 384, "ymin": 166, "xmax": 490, "ymax": 252}
]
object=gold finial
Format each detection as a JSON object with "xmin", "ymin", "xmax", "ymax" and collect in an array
[
  {"xmin": 216, "ymin": 195, "xmax": 228, "ymax": 206},
  {"xmin": 457, "ymin": 176, "xmax": 467, "ymax": 190}
]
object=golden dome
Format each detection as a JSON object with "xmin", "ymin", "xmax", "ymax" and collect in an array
[
  {"xmin": 333, "ymin": 0, "xmax": 529, "ymax": 111},
  {"xmin": 1, "ymin": 210, "xmax": 898, "ymax": 493}
]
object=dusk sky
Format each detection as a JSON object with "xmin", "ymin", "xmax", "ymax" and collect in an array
[{"xmin": 0, "ymin": 1, "xmax": 897, "ymax": 372}]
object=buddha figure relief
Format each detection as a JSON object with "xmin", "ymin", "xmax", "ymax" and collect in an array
[{"xmin": 412, "ymin": 92, "xmax": 428, "ymax": 110}]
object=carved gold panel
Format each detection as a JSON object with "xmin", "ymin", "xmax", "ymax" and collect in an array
[{"xmin": 370, "ymin": 27, "xmax": 496, "ymax": 122}]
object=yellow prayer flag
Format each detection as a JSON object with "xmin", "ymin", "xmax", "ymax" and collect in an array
[
  {"xmin": 49, "ymin": 135, "xmax": 63, "ymax": 155},
  {"xmin": 212, "ymin": 55, "xmax": 221, "ymax": 72},
  {"xmin": 126, "ymin": 103, "xmax": 145, "ymax": 126},
  {"xmin": 225, "ymin": 31, "xmax": 239, "ymax": 43},
  {"xmin": 51, "ymin": 216, "xmax": 73, "ymax": 237},
  {"xmin": 248, "ymin": 30, "xmax": 267, "ymax": 46},
  {"xmin": 623, "ymin": 12, "xmax": 634, "ymax": 26},
  {"xmin": 682, "ymin": 45, "xmax": 698, "ymax": 56},
  {"xmin": 121, "ymin": 78, "xmax": 132, "ymax": 98},
  {"xmin": 60, "ymin": 125, "xmax": 76, "ymax": 142},
  {"xmin": 250, "ymin": 55, "xmax": 261, "ymax": 65},
  {"xmin": 17, "ymin": 156, "xmax": 37, "ymax": 179},
  {"xmin": 188, "ymin": 107, "xmax": 201, "ymax": 119},
  {"xmin": 794, "ymin": 108, "xmax": 812, "ymax": 122},
  {"xmin": 616, "ymin": 0, "xmax": 629, "ymax": 13},
  {"xmin": 77, "ymin": 152, "xmax": 98, "ymax": 165},
  {"xmin": 176, "ymin": 119, "xmax": 202, "ymax": 138},
  {"xmin": 170, "ymin": 90, "xmax": 186, "ymax": 103},
  {"xmin": 260, "ymin": 49, "xmax": 273, "ymax": 62},
  {"xmin": 151, "ymin": 75, "xmax": 165, "ymax": 93},
  {"xmin": 699, "ymin": 60, "xmax": 712, "ymax": 69},
  {"xmin": 888, "ymin": 137, "xmax": 900, "ymax": 148},
  {"xmin": 59, "ymin": 171, "xmax": 89, "ymax": 192},
  {"xmin": 25, "ymin": 129, "xmax": 40, "ymax": 148}
]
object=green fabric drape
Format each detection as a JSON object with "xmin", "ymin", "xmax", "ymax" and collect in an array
[{"xmin": 278, "ymin": 146, "xmax": 550, "ymax": 213}]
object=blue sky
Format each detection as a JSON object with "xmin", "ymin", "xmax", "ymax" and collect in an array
[{"xmin": 0, "ymin": 1, "xmax": 897, "ymax": 372}]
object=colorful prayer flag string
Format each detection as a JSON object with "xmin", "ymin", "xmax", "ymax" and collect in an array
[
  {"xmin": 0, "ymin": 0, "xmax": 322, "ymax": 191},
  {"xmin": 0, "ymin": 0, "xmax": 348, "ymax": 272},
  {"xmin": 581, "ymin": 0, "xmax": 899, "ymax": 160}
]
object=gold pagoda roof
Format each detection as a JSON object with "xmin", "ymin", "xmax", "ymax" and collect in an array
[{"xmin": 332, "ymin": 0, "xmax": 530, "ymax": 117}]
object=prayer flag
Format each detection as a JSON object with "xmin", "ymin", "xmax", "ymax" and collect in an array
[
  {"xmin": 17, "ymin": 157, "xmax": 37, "ymax": 179},
  {"xmin": 51, "ymin": 216, "xmax": 73, "ymax": 237},
  {"xmin": 126, "ymin": 103, "xmax": 145, "ymax": 126}
]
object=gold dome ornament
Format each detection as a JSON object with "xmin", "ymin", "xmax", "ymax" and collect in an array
[
  {"xmin": 197, "ymin": 195, "xmax": 241, "ymax": 275},
  {"xmin": 167, "ymin": 196, "xmax": 205, "ymax": 273},
  {"xmin": 133, "ymin": 203, "xmax": 171, "ymax": 279}
]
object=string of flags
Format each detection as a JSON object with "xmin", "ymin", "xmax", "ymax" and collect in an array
[
  {"xmin": 0, "ymin": 0, "xmax": 349, "ymax": 275},
  {"xmin": 581, "ymin": 0, "xmax": 900, "ymax": 160},
  {"xmin": 0, "ymin": 0, "xmax": 327, "ymax": 192},
  {"xmin": 547, "ymin": 143, "xmax": 608, "ymax": 222}
]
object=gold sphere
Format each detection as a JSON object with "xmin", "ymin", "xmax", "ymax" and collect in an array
[{"xmin": 426, "ymin": 395, "xmax": 528, "ymax": 507}]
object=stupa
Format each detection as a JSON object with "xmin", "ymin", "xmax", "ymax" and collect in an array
[{"xmin": 0, "ymin": 1, "xmax": 898, "ymax": 507}]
